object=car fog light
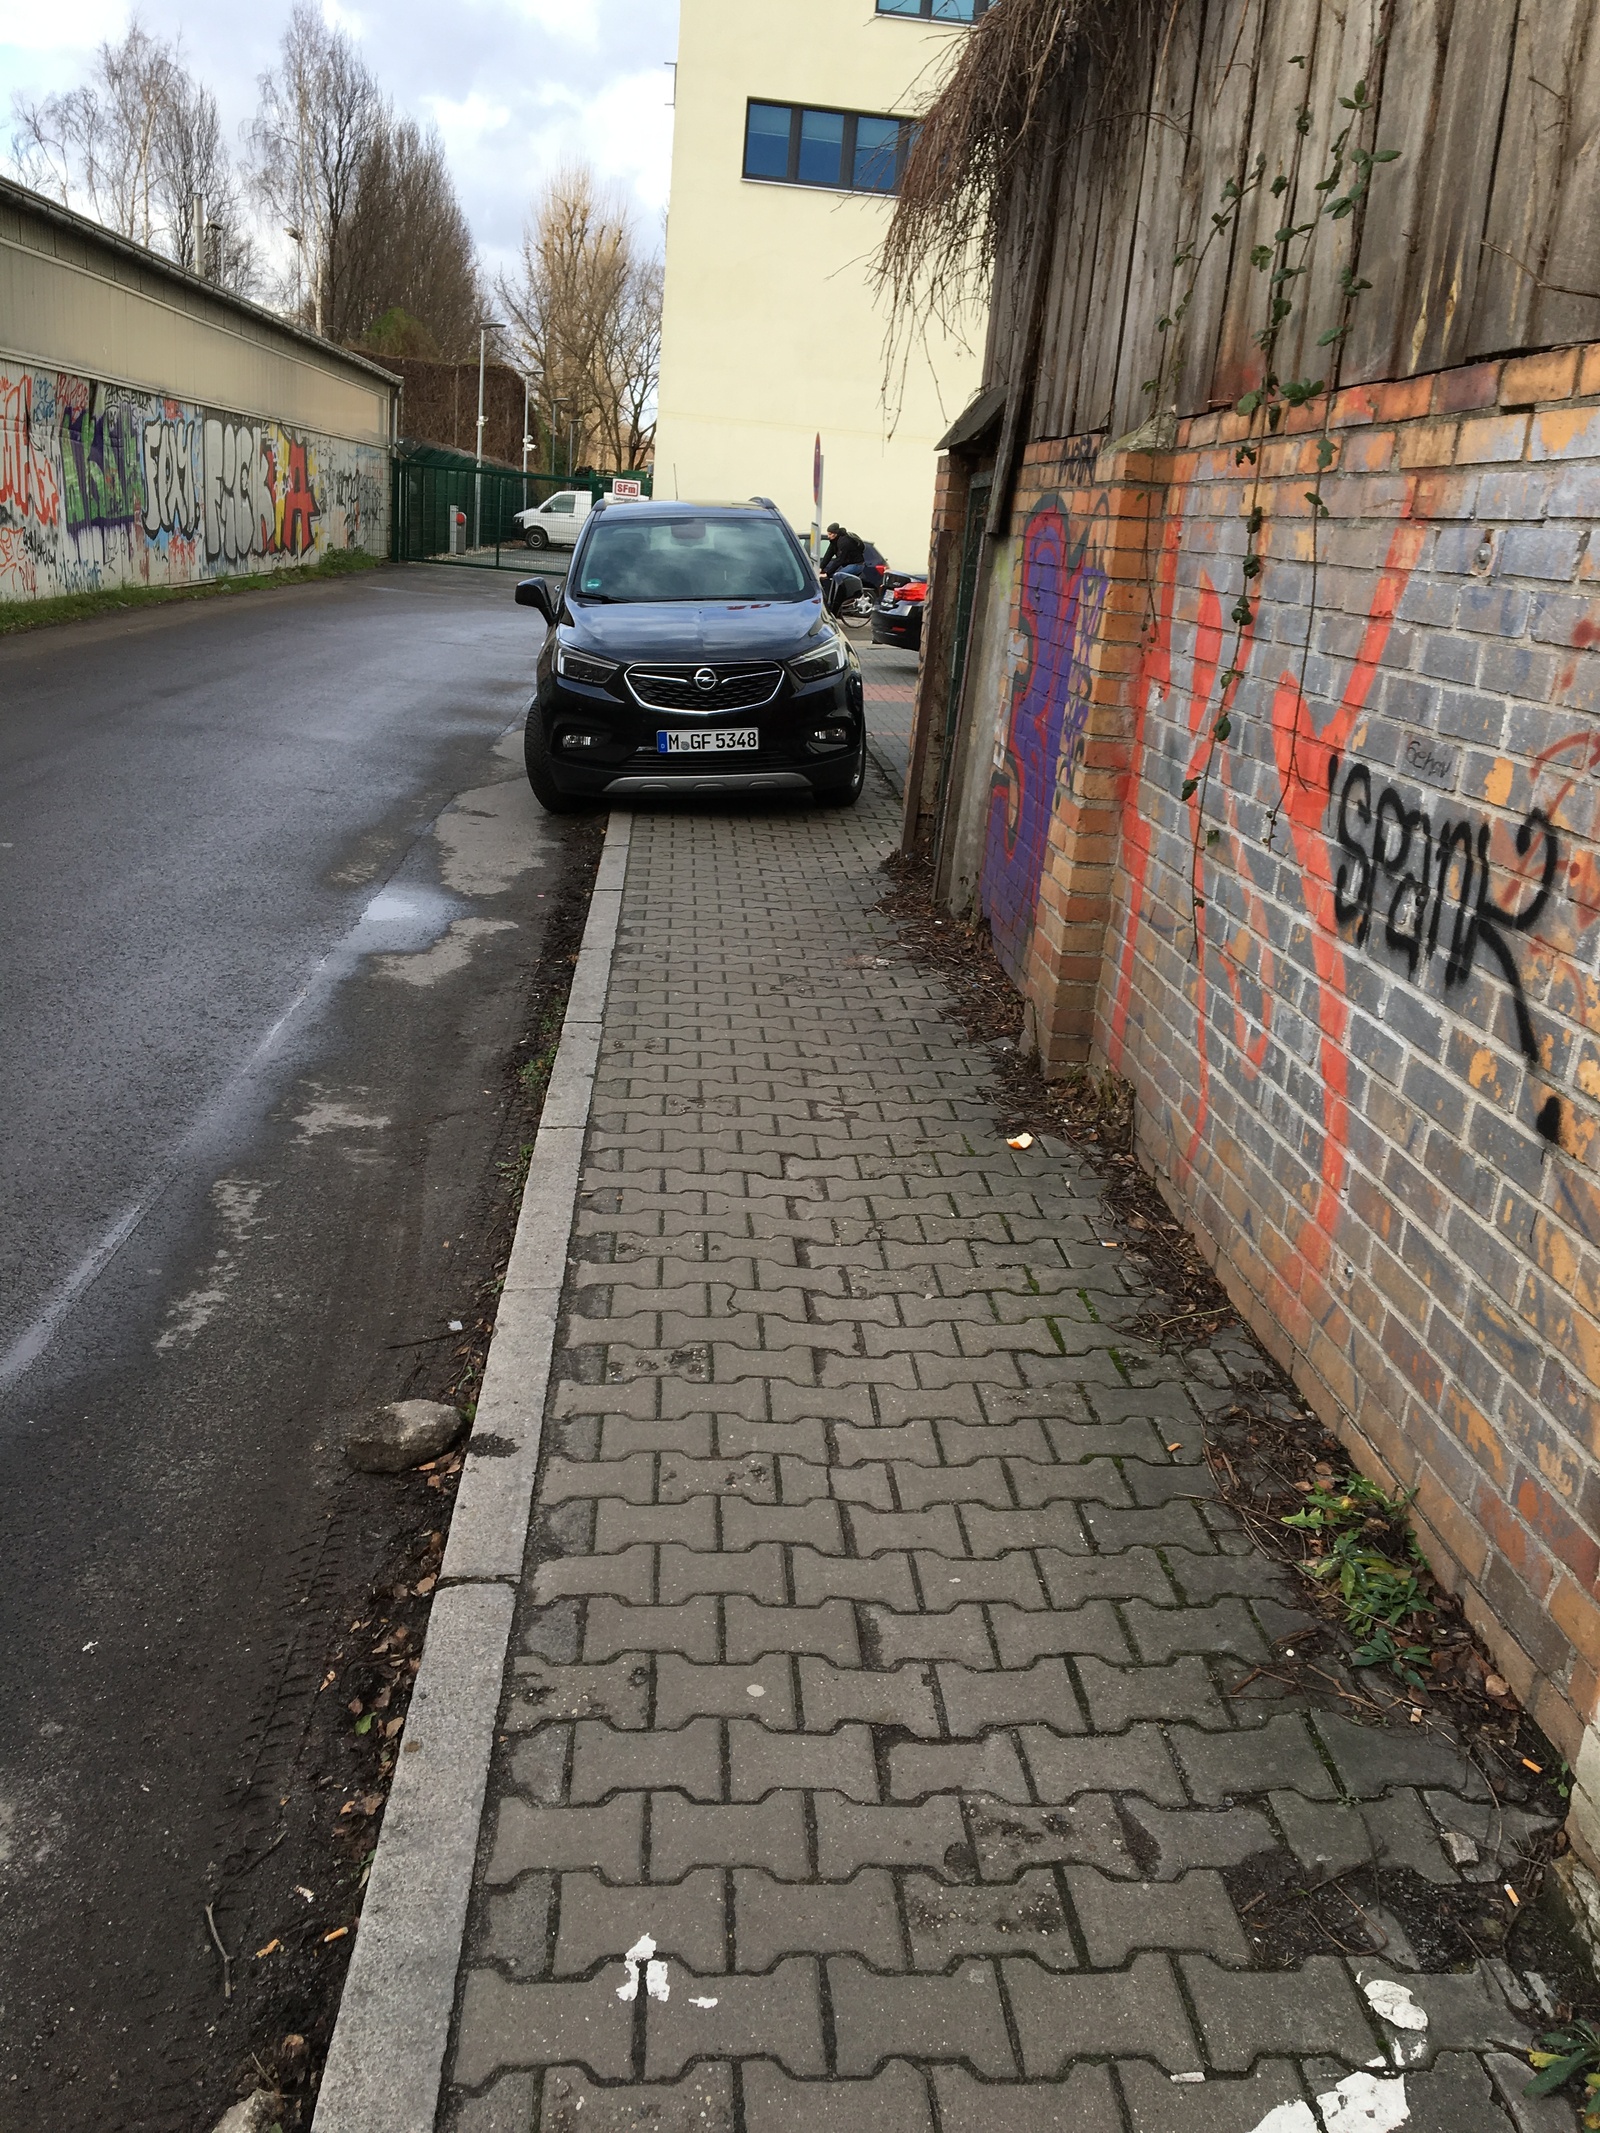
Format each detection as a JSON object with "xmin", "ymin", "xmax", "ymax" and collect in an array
[
  {"xmin": 811, "ymin": 725, "xmax": 849, "ymax": 743},
  {"xmin": 562, "ymin": 731, "xmax": 601, "ymax": 749}
]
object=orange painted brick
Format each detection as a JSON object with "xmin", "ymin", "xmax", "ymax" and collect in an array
[
  {"xmin": 1433, "ymin": 361, "xmax": 1502, "ymax": 415},
  {"xmin": 1369, "ymin": 376, "xmax": 1433, "ymax": 423},
  {"xmin": 1512, "ymin": 1471, "xmax": 1600, "ymax": 1585},
  {"xmin": 1500, "ymin": 347, "xmax": 1580, "ymax": 407},
  {"xmin": 1412, "ymin": 1468, "xmax": 1489, "ymax": 1583},
  {"xmin": 1456, "ymin": 412, "xmax": 1530, "ymax": 464},
  {"xmin": 1579, "ymin": 343, "xmax": 1600, "ymax": 398},
  {"xmin": 1395, "ymin": 419, "xmax": 1459, "ymax": 471},
  {"xmin": 1551, "ymin": 1574, "xmax": 1600, "ymax": 1676}
]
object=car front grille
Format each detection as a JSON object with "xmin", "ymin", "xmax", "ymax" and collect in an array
[{"xmin": 624, "ymin": 663, "xmax": 785, "ymax": 714}]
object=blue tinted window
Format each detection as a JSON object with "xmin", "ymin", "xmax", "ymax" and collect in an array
[
  {"xmin": 744, "ymin": 102, "xmax": 791, "ymax": 180},
  {"xmin": 854, "ymin": 116, "xmax": 900, "ymax": 192},
  {"xmin": 797, "ymin": 108, "xmax": 845, "ymax": 187},
  {"xmin": 876, "ymin": 0, "xmax": 989, "ymax": 16}
]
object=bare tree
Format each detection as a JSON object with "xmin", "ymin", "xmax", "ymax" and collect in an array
[
  {"xmin": 9, "ymin": 19, "xmax": 252, "ymax": 287},
  {"xmin": 248, "ymin": 1, "xmax": 381, "ymax": 336},
  {"xmin": 338, "ymin": 119, "xmax": 484, "ymax": 358},
  {"xmin": 498, "ymin": 166, "xmax": 661, "ymax": 471}
]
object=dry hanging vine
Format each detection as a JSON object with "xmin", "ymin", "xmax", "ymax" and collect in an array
[{"xmin": 1173, "ymin": 64, "xmax": 1399, "ymax": 947}]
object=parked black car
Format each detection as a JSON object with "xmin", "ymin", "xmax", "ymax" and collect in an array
[
  {"xmin": 870, "ymin": 571, "xmax": 927, "ymax": 652},
  {"xmin": 514, "ymin": 499, "xmax": 866, "ymax": 811}
]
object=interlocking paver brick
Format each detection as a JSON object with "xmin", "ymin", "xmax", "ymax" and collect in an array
[
  {"xmin": 729, "ymin": 1722, "xmax": 877, "ymax": 1802},
  {"xmin": 1171, "ymin": 1714, "xmax": 1339, "ymax": 1802},
  {"xmin": 814, "ymin": 1795, "xmax": 967, "ymax": 1876},
  {"xmin": 583, "ymin": 1599, "xmax": 720, "ymax": 1663},
  {"xmin": 643, "ymin": 1959, "xmax": 825, "ymax": 2078},
  {"xmin": 437, "ymin": 790, "xmax": 1507, "ymax": 2125},
  {"xmin": 650, "ymin": 1794, "xmax": 809, "ymax": 1879},
  {"xmin": 734, "ymin": 1868, "xmax": 903, "ymax": 1969},
  {"xmin": 798, "ymin": 1658, "xmax": 939, "ymax": 1734},
  {"xmin": 936, "ymin": 1659, "xmax": 1084, "ymax": 1735},
  {"xmin": 453, "ymin": 1970, "xmax": 635, "ymax": 2085},
  {"xmin": 990, "ymin": 1601, "xmax": 1131, "ymax": 1664},
  {"xmin": 1076, "ymin": 1656, "xmax": 1230, "ymax": 1728},
  {"xmin": 914, "ymin": 1552, "xmax": 1045, "ymax": 1610},
  {"xmin": 569, "ymin": 1719, "xmax": 722, "ymax": 1803},
  {"xmin": 539, "ymin": 2064, "xmax": 735, "ymax": 2133},
  {"xmin": 931, "ymin": 2064, "xmax": 1123, "ymax": 2133},
  {"xmin": 1180, "ymin": 1952, "xmax": 1378, "ymax": 2069},
  {"xmin": 828, "ymin": 1957, "xmax": 1015, "ymax": 2077},
  {"xmin": 1004, "ymin": 1951, "xmax": 1196, "ymax": 2072},
  {"xmin": 887, "ymin": 1735, "xmax": 1031, "ymax": 1803},
  {"xmin": 1064, "ymin": 1865, "xmax": 1249, "ymax": 1964},
  {"xmin": 486, "ymin": 1797, "xmax": 644, "ymax": 1884},
  {"xmin": 742, "ymin": 2061, "xmax": 933, "ymax": 2133},
  {"xmin": 659, "ymin": 1542, "xmax": 785, "ymax": 1603},
  {"xmin": 654, "ymin": 1654, "xmax": 796, "ymax": 1727},
  {"xmin": 551, "ymin": 1868, "xmax": 725, "ymax": 1975},
  {"xmin": 1271, "ymin": 1787, "xmax": 1457, "ymax": 1883},
  {"xmin": 1117, "ymin": 2058, "xmax": 1311, "ymax": 2132},
  {"xmin": 726, "ymin": 1597, "xmax": 859, "ymax": 1663},
  {"xmin": 902, "ymin": 1870, "xmax": 1076, "ymax": 1969}
]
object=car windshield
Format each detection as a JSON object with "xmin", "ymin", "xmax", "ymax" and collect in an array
[{"xmin": 573, "ymin": 515, "xmax": 811, "ymax": 603}]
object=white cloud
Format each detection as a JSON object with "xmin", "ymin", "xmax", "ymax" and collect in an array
[{"xmin": 0, "ymin": 0, "xmax": 128, "ymax": 58}]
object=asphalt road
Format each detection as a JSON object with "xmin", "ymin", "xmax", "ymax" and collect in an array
[{"xmin": 0, "ymin": 566, "xmax": 586, "ymax": 2131}]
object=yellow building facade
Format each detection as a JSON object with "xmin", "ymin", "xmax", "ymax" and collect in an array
[{"xmin": 653, "ymin": 0, "xmax": 989, "ymax": 572}]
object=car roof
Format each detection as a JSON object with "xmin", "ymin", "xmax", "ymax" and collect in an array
[{"xmin": 590, "ymin": 497, "xmax": 781, "ymax": 518}]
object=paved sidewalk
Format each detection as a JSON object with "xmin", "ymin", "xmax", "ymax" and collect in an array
[{"xmin": 434, "ymin": 771, "xmax": 1564, "ymax": 2133}]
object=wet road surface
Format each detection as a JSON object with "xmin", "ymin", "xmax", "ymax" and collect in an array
[{"xmin": 0, "ymin": 566, "xmax": 588, "ymax": 2130}]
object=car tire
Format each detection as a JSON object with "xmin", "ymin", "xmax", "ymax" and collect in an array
[
  {"xmin": 524, "ymin": 704, "xmax": 596, "ymax": 814},
  {"xmin": 816, "ymin": 738, "xmax": 866, "ymax": 808},
  {"xmin": 524, "ymin": 526, "xmax": 549, "ymax": 551}
]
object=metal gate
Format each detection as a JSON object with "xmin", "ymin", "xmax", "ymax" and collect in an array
[{"xmin": 391, "ymin": 447, "xmax": 652, "ymax": 571}]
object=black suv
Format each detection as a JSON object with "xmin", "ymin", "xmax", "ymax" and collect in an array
[{"xmin": 514, "ymin": 499, "xmax": 866, "ymax": 811}]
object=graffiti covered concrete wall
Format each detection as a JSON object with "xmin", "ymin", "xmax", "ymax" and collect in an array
[
  {"xmin": 0, "ymin": 365, "xmax": 388, "ymax": 602},
  {"xmin": 935, "ymin": 343, "xmax": 1600, "ymax": 1837}
]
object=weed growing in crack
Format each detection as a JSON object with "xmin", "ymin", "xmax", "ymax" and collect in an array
[{"xmin": 1282, "ymin": 1473, "xmax": 1436, "ymax": 1684}]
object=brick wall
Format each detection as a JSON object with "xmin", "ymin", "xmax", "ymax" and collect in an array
[{"xmin": 924, "ymin": 344, "xmax": 1600, "ymax": 1861}]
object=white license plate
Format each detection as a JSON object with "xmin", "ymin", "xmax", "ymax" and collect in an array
[{"xmin": 657, "ymin": 727, "xmax": 759, "ymax": 754}]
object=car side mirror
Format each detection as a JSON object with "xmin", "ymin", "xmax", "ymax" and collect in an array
[{"xmin": 515, "ymin": 576, "xmax": 558, "ymax": 624}]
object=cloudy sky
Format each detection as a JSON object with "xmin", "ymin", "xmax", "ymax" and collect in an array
[{"xmin": 0, "ymin": 0, "xmax": 678, "ymax": 281}]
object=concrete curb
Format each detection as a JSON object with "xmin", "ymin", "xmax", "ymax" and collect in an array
[{"xmin": 312, "ymin": 809, "xmax": 631, "ymax": 2133}]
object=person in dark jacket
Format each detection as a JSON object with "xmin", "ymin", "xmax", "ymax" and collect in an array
[{"xmin": 820, "ymin": 522, "xmax": 866, "ymax": 577}]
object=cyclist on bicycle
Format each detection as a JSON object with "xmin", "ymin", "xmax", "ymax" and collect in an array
[{"xmin": 821, "ymin": 523, "xmax": 885, "ymax": 617}]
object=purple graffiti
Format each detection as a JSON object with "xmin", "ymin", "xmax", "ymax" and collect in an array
[{"xmin": 980, "ymin": 502, "xmax": 1108, "ymax": 979}]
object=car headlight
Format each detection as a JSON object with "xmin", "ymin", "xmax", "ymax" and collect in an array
[
  {"xmin": 555, "ymin": 643, "xmax": 619, "ymax": 686},
  {"xmin": 789, "ymin": 632, "xmax": 847, "ymax": 684}
]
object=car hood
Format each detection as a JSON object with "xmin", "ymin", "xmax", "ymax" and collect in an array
[{"xmin": 563, "ymin": 596, "xmax": 826, "ymax": 664}]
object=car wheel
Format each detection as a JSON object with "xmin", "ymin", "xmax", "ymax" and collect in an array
[
  {"xmin": 525, "ymin": 526, "xmax": 549, "ymax": 551},
  {"xmin": 816, "ymin": 738, "xmax": 866, "ymax": 808},
  {"xmin": 524, "ymin": 704, "xmax": 596, "ymax": 814}
]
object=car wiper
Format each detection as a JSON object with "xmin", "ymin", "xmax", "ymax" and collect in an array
[{"xmin": 568, "ymin": 590, "xmax": 621, "ymax": 603}]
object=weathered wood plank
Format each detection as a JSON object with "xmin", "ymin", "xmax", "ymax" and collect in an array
[
  {"xmin": 1177, "ymin": 0, "xmax": 1269, "ymax": 414},
  {"xmin": 1526, "ymin": 3, "xmax": 1600, "ymax": 353},
  {"xmin": 1337, "ymin": 0, "xmax": 1452, "ymax": 384},
  {"xmin": 1285, "ymin": 0, "xmax": 1386, "ymax": 394},
  {"xmin": 1074, "ymin": 53, "xmax": 1163, "ymax": 434},
  {"xmin": 1212, "ymin": 0, "xmax": 1329, "ymax": 406},
  {"xmin": 1470, "ymin": 0, "xmax": 1591, "ymax": 355},
  {"xmin": 1391, "ymin": 0, "xmax": 1517, "ymax": 375},
  {"xmin": 1034, "ymin": 98, "xmax": 1100, "ymax": 437},
  {"xmin": 1110, "ymin": 0, "xmax": 1209, "ymax": 436}
]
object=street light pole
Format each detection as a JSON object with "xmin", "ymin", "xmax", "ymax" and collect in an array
[{"xmin": 475, "ymin": 319, "xmax": 506, "ymax": 550}]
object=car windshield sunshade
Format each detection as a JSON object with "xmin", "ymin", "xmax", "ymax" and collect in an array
[{"xmin": 574, "ymin": 517, "xmax": 811, "ymax": 603}]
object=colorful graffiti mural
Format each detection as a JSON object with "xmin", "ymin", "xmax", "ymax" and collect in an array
[
  {"xmin": 979, "ymin": 500, "xmax": 1108, "ymax": 980},
  {"xmin": 0, "ymin": 366, "xmax": 386, "ymax": 603}
]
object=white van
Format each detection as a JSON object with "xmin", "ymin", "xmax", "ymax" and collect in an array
[{"xmin": 514, "ymin": 490, "xmax": 592, "ymax": 551}]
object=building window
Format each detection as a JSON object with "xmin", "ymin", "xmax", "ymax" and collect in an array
[
  {"xmin": 876, "ymin": 0, "xmax": 993, "ymax": 19},
  {"xmin": 743, "ymin": 101, "xmax": 915, "ymax": 193}
]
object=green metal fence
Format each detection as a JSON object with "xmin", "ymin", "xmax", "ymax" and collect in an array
[{"xmin": 391, "ymin": 444, "xmax": 652, "ymax": 571}]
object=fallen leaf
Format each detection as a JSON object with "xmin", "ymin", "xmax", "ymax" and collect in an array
[
  {"xmin": 1484, "ymin": 1673, "xmax": 1512, "ymax": 1699},
  {"xmin": 346, "ymin": 1699, "xmax": 363, "ymax": 1717},
  {"xmin": 414, "ymin": 1576, "xmax": 437, "ymax": 1596}
]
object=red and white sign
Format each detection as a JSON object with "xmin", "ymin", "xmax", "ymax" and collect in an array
[{"xmin": 610, "ymin": 478, "xmax": 643, "ymax": 500}]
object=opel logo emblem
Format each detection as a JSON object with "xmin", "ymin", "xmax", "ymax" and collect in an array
[{"xmin": 693, "ymin": 667, "xmax": 717, "ymax": 694}]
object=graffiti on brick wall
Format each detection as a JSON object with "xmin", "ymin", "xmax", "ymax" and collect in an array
[
  {"xmin": 0, "ymin": 364, "xmax": 385, "ymax": 603},
  {"xmin": 1331, "ymin": 759, "xmax": 1564, "ymax": 1140},
  {"xmin": 980, "ymin": 499, "xmax": 1108, "ymax": 979}
]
